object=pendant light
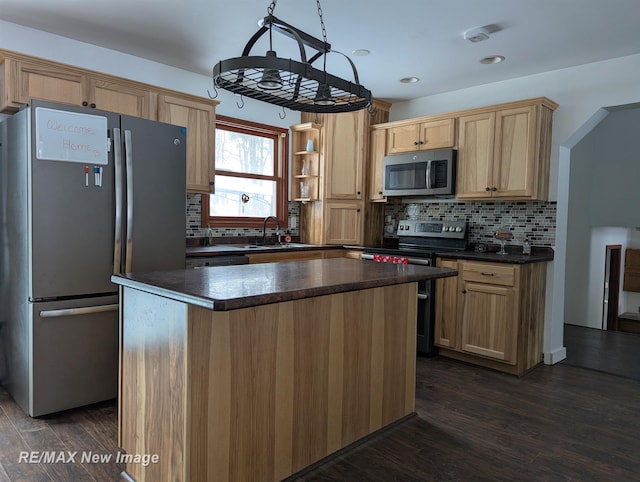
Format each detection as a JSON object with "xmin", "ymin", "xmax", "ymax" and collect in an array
[{"xmin": 212, "ymin": 0, "xmax": 371, "ymax": 113}]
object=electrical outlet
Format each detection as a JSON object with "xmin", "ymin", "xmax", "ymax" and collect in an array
[{"xmin": 290, "ymin": 216, "xmax": 297, "ymax": 228}]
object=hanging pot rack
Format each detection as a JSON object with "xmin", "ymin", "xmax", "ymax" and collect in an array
[{"xmin": 212, "ymin": 1, "xmax": 372, "ymax": 113}]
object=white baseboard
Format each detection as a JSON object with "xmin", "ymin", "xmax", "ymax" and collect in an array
[{"xmin": 544, "ymin": 347, "xmax": 567, "ymax": 365}]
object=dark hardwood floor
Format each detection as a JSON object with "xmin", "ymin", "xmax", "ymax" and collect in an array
[
  {"xmin": 1, "ymin": 352, "xmax": 639, "ymax": 481},
  {"xmin": 563, "ymin": 323, "xmax": 640, "ymax": 381}
]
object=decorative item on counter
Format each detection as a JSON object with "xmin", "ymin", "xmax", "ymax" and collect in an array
[
  {"xmin": 493, "ymin": 225, "xmax": 513, "ymax": 255},
  {"xmin": 523, "ymin": 236, "xmax": 532, "ymax": 255},
  {"xmin": 204, "ymin": 223, "xmax": 215, "ymax": 246},
  {"xmin": 406, "ymin": 203, "xmax": 420, "ymax": 220},
  {"xmin": 306, "ymin": 139, "xmax": 314, "ymax": 152}
]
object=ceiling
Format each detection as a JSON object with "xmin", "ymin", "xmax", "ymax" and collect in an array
[{"xmin": 1, "ymin": 0, "xmax": 640, "ymax": 103}]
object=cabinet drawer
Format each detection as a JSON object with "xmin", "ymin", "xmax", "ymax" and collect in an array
[{"xmin": 461, "ymin": 262, "xmax": 516, "ymax": 286}]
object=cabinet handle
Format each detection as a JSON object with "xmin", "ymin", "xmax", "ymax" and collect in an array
[
  {"xmin": 480, "ymin": 272, "xmax": 495, "ymax": 276},
  {"xmin": 419, "ymin": 141, "xmax": 425, "ymax": 144},
  {"xmin": 378, "ymin": 191, "xmax": 383, "ymax": 195},
  {"xmin": 485, "ymin": 187, "xmax": 491, "ymax": 191},
  {"xmin": 82, "ymin": 101, "xmax": 88, "ymax": 106},
  {"xmin": 357, "ymin": 191, "xmax": 361, "ymax": 195},
  {"xmin": 90, "ymin": 103, "xmax": 96, "ymax": 109},
  {"xmin": 492, "ymin": 187, "xmax": 497, "ymax": 191},
  {"xmin": 357, "ymin": 209, "xmax": 361, "ymax": 212},
  {"xmin": 414, "ymin": 141, "xmax": 420, "ymax": 145},
  {"xmin": 462, "ymin": 290, "xmax": 467, "ymax": 294}
]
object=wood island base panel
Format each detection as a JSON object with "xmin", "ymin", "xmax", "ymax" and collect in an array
[{"xmin": 119, "ymin": 283, "xmax": 418, "ymax": 481}]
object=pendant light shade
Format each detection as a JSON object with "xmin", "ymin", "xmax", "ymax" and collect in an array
[
  {"xmin": 212, "ymin": 1, "xmax": 371, "ymax": 113},
  {"xmin": 314, "ymin": 83, "xmax": 336, "ymax": 106},
  {"xmin": 257, "ymin": 50, "xmax": 283, "ymax": 90}
]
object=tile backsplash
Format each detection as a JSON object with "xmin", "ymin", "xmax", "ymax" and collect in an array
[
  {"xmin": 187, "ymin": 194, "xmax": 300, "ymax": 239},
  {"xmin": 384, "ymin": 201, "xmax": 556, "ymax": 247},
  {"xmin": 188, "ymin": 194, "xmax": 556, "ymax": 248}
]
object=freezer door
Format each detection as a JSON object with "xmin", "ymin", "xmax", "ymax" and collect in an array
[
  {"xmin": 120, "ymin": 116, "xmax": 186, "ymax": 273},
  {"xmin": 30, "ymin": 295, "xmax": 118, "ymax": 417},
  {"xmin": 30, "ymin": 103, "xmax": 121, "ymax": 299}
]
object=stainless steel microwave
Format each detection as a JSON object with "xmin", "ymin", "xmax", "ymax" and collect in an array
[{"xmin": 382, "ymin": 149, "xmax": 456, "ymax": 197}]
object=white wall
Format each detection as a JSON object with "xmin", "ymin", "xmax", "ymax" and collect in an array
[
  {"xmin": 0, "ymin": 20, "xmax": 299, "ymax": 129},
  {"xmin": 392, "ymin": 53, "xmax": 640, "ymax": 364}
]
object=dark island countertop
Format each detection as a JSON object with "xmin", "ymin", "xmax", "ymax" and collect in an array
[{"xmin": 112, "ymin": 258, "xmax": 457, "ymax": 311}]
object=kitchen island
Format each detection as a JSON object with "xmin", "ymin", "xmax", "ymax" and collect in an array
[{"xmin": 112, "ymin": 258, "xmax": 456, "ymax": 482}]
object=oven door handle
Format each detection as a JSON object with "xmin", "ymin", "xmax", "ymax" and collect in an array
[{"xmin": 362, "ymin": 253, "xmax": 432, "ymax": 266}]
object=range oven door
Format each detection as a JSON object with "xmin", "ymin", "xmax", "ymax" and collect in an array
[{"xmin": 361, "ymin": 253, "xmax": 437, "ymax": 355}]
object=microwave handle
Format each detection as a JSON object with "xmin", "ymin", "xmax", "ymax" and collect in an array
[{"xmin": 425, "ymin": 160, "xmax": 432, "ymax": 189}]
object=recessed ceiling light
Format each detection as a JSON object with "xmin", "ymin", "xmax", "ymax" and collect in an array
[
  {"xmin": 480, "ymin": 55, "xmax": 505, "ymax": 64},
  {"xmin": 352, "ymin": 49, "xmax": 370, "ymax": 56},
  {"xmin": 399, "ymin": 77, "xmax": 420, "ymax": 83}
]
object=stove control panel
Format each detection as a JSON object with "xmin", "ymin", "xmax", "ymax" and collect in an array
[{"xmin": 397, "ymin": 219, "xmax": 467, "ymax": 239}]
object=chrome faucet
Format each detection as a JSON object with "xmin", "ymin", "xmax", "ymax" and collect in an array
[{"xmin": 262, "ymin": 216, "xmax": 281, "ymax": 245}]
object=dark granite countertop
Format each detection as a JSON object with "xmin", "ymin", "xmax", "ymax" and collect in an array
[
  {"xmin": 434, "ymin": 247, "xmax": 554, "ymax": 264},
  {"xmin": 186, "ymin": 243, "xmax": 339, "ymax": 257},
  {"xmin": 112, "ymin": 258, "xmax": 457, "ymax": 311}
]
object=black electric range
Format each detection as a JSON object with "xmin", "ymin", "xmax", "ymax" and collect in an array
[{"xmin": 362, "ymin": 220, "xmax": 468, "ymax": 354}]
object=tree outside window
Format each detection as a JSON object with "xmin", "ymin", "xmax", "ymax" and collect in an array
[{"xmin": 202, "ymin": 116, "xmax": 289, "ymax": 228}]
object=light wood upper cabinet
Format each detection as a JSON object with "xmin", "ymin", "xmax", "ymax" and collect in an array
[
  {"xmin": 89, "ymin": 77, "xmax": 156, "ymax": 119},
  {"xmin": 1, "ymin": 56, "xmax": 156, "ymax": 118},
  {"xmin": 457, "ymin": 100, "xmax": 556, "ymax": 200},
  {"xmin": 369, "ymin": 127, "xmax": 387, "ymax": 202},
  {"xmin": 324, "ymin": 110, "xmax": 365, "ymax": 200},
  {"xmin": 386, "ymin": 118, "xmax": 455, "ymax": 154},
  {"xmin": 2, "ymin": 57, "xmax": 87, "ymax": 110},
  {"xmin": 457, "ymin": 112, "xmax": 496, "ymax": 198},
  {"xmin": 157, "ymin": 94, "xmax": 216, "ymax": 194}
]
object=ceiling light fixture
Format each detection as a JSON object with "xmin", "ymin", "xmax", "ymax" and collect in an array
[
  {"xmin": 399, "ymin": 77, "xmax": 420, "ymax": 83},
  {"xmin": 212, "ymin": 0, "xmax": 372, "ymax": 113},
  {"xmin": 464, "ymin": 26, "xmax": 490, "ymax": 43}
]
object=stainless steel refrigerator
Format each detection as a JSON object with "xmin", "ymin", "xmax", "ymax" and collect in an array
[{"xmin": 0, "ymin": 100, "xmax": 186, "ymax": 416}]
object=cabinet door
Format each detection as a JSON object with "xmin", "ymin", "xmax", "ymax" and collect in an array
[
  {"xmin": 324, "ymin": 111, "xmax": 364, "ymax": 199},
  {"xmin": 386, "ymin": 124, "xmax": 421, "ymax": 154},
  {"xmin": 459, "ymin": 281, "xmax": 518, "ymax": 364},
  {"xmin": 369, "ymin": 128, "xmax": 386, "ymax": 201},
  {"xmin": 157, "ymin": 94, "xmax": 215, "ymax": 194},
  {"xmin": 456, "ymin": 112, "xmax": 495, "ymax": 199},
  {"xmin": 324, "ymin": 202, "xmax": 362, "ymax": 244},
  {"xmin": 419, "ymin": 118, "xmax": 456, "ymax": 150},
  {"xmin": 89, "ymin": 77, "xmax": 156, "ymax": 119},
  {"xmin": 434, "ymin": 259, "xmax": 459, "ymax": 349},
  {"xmin": 9, "ymin": 58, "xmax": 87, "ymax": 108},
  {"xmin": 493, "ymin": 106, "xmax": 537, "ymax": 198}
]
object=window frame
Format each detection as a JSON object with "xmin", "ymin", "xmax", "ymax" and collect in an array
[{"xmin": 202, "ymin": 115, "xmax": 289, "ymax": 229}]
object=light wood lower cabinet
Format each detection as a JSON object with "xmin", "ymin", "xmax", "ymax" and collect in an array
[
  {"xmin": 435, "ymin": 258, "xmax": 546, "ymax": 376},
  {"xmin": 245, "ymin": 249, "xmax": 345, "ymax": 264},
  {"xmin": 120, "ymin": 283, "xmax": 416, "ymax": 481}
]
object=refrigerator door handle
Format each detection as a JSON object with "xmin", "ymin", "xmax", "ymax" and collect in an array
[
  {"xmin": 113, "ymin": 128, "xmax": 124, "ymax": 274},
  {"xmin": 124, "ymin": 130, "xmax": 134, "ymax": 273},
  {"xmin": 39, "ymin": 304, "xmax": 119, "ymax": 318}
]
